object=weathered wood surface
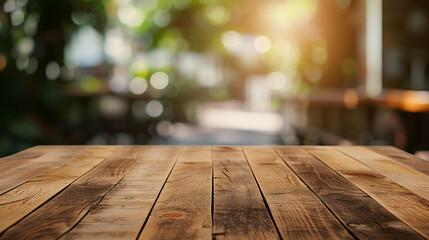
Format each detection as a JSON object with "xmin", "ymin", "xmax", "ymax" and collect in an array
[
  {"xmin": 0, "ymin": 146, "xmax": 121, "ymax": 234},
  {"xmin": 212, "ymin": 146, "xmax": 279, "ymax": 240},
  {"xmin": 138, "ymin": 146, "xmax": 212, "ymax": 240},
  {"xmin": 337, "ymin": 146, "xmax": 429, "ymax": 201},
  {"xmin": 0, "ymin": 146, "xmax": 88, "ymax": 195},
  {"xmin": 300, "ymin": 146, "xmax": 423, "ymax": 240},
  {"xmin": 1, "ymin": 146, "xmax": 131, "ymax": 239},
  {"xmin": 62, "ymin": 146, "xmax": 181, "ymax": 240},
  {"xmin": 369, "ymin": 146, "xmax": 429, "ymax": 175},
  {"xmin": 311, "ymin": 146, "xmax": 429, "ymax": 239},
  {"xmin": 0, "ymin": 145, "xmax": 428, "ymax": 240},
  {"xmin": 243, "ymin": 146, "xmax": 352, "ymax": 240}
]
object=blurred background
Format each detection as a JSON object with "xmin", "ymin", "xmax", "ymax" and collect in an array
[{"xmin": 1, "ymin": 0, "xmax": 429, "ymax": 157}]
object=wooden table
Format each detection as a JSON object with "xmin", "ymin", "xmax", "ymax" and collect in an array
[{"xmin": 1, "ymin": 146, "xmax": 429, "ymax": 240}]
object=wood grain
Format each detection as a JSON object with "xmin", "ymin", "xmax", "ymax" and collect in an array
[
  {"xmin": 1, "ymin": 145, "xmax": 428, "ymax": 240},
  {"xmin": 0, "ymin": 146, "xmax": 88, "ymax": 195},
  {"xmin": 243, "ymin": 146, "xmax": 352, "ymax": 240},
  {"xmin": 293, "ymin": 146, "xmax": 423, "ymax": 240},
  {"xmin": 61, "ymin": 146, "xmax": 181, "ymax": 240},
  {"xmin": 0, "ymin": 146, "xmax": 141, "ymax": 240},
  {"xmin": 139, "ymin": 146, "xmax": 212, "ymax": 240},
  {"xmin": 212, "ymin": 146, "xmax": 279, "ymax": 240},
  {"xmin": 0, "ymin": 146, "xmax": 121, "ymax": 234},
  {"xmin": 0, "ymin": 146, "xmax": 48, "ymax": 172},
  {"xmin": 368, "ymin": 146, "xmax": 429, "ymax": 175},
  {"xmin": 0, "ymin": 146, "xmax": 84, "ymax": 173},
  {"xmin": 312, "ymin": 146, "xmax": 429, "ymax": 239},
  {"xmin": 336, "ymin": 146, "xmax": 429, "ymax": 201}
]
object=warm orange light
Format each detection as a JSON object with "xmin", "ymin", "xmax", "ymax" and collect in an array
[
  {"xmin": 384, "ymin": 90, "xmax": 429, "ymax": 112},
  {"xmin": 0, "ymin": 55, "xmax": 7, "ymax": 71},
  {"xmin": 262, "ymin": 0, "xmax": 318, "ymax": 32},
  {"xmin": 401, "ymin": 91, "xmax": 429, "ymax": 112},
  {"xmin": 343, "ymin": 88, "xmax": 359, "ymax": 109}
]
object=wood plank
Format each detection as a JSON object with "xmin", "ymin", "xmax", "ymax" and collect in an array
[
  {"xmin": 0, "ymin": 146, "xmax": 121, "ymax": 234},
  {"xmin": 369, "ymin": 146, "xmax": 429, "ymax": 175},
  {"xmin": 138, "ymin": 146, "xmax": 212, "ymax": 240},
  {"xmin": 0, "ymin": 146, "xmax": 87, "ymax": 174},
  {"xmin": 284, "ymin": 146, "xmax": 422, "ymax": 240},
  {"xmin": 242, "ymin": 146, "xmax": 352, "ymax": 240},
  {"xmin": 309, "ymin": 146, "xmax": 429, "ymax": 239},
  {"xmin": 212, "ymin": 146, "xmax": 280, "ymax": 240},
  {"xmin": 336, "ymin": 146, "xmax": 429, "ymax": 201},
  {"xmin": 0, "ymin": 146, "xmax": 49, "ymax": 172},
  {"xmin": 0, "ymin": 146, "xmax": 142, "ymax": 240},
  {"xmin": 61, "ymin": 146, "xmax": 181, "ymax": 240},
  {"xmin": 0, "ymin": 146, "xmax": 89, "ymax": 195}
]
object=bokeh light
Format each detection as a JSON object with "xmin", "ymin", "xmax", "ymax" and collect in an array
[
  {"xmin": 24, "ymin": 13, "xmax": 39, "ymax": 36},
  {"xmin": 266, "ymin": 72, "xmax": 292, "ymax": 91},
  {"xmin": 109, "ymin": 76, "xmax": 129, "ymax": 94},
  {"xmin": 45, "ymin": 62, "xmax": 61, "ymax": 80},
  {"xmin": 11, "ymin": 9, "xmax": 25, "ymax": 26},
  {"xmin": 104, "ymin": 29, "xmax": 131, "ymax": 63},
  {"xmin": 17, "ymin": 38, "xmax": 34, "ymax": 55},
  {"xmin": 221, "ymin": 31, "xmax": 243, "ymax": 52},
  {"xmin": 81, "ymin": 76, "xmax": 101, "ymax": 93},
  {"xmin": 118, "ymin": 3, "xmax": 145, "ymax": 28},
  {"xmin": 254, "ymin": 36, "xmax": 272, "ymax": 53},
  {"xmin": 205, "ymin": 3, "xmax": 230, "ymax": 26},
  {"xmin": 157, "ymin": 120, "xmax": 174, "ymax": 137},
  {"xmin": 129, "ymin": 77, "xmax": 148, "ymax": 95},
  {"xmin": 146, "ymin": 100, "xmax": 164, "ymax": 118},
  {"xmin": 150, "ymin": 72, "xmax": 169, "ymax": 90},
  {"xmin": 100, "ymin": 95, "xmax": 128, "ymax": 119},
  {"xmin": 3, "ymin": 0, "xmax": 16, "ymax": 12},
  {"xmin": 154, "ymin": 11, "xmax": 171, "ymax": 28},
  {"xmin": 263, "ymin": 0, "xmax": 318, "ymax": 32},
  {"xmin": 344, "ymin": 88, "xmax": 359, "ymax": 109}
]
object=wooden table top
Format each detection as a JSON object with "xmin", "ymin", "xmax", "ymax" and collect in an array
[{"xmin": 1, "ymin": 146, "xmax": 429, "ymax": 240}]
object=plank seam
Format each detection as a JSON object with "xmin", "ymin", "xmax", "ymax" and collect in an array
[
  {"xmin": 0, "ymin": 147, "xmax": 119, "ymax": 237},
  {"xmin": 272, "ymin": 147, "xmax": 358, "ymax": 240},
  {"xmin": 55, "ymin": 175, "xmax": 126, "ymax": 240},
  {"xmin": 0, "ymin": 147, "xmax": 91, "ymax": 196},
  {"xmin": 336, "ymin": 147, "xmax": 413, "ymax": 175},
  {"xmin": 134, "ymin": 146, "xmax": 183, "ymax": 240},
  {"xmin": 319, "ymin": 147, "xmax": 429, "ymax": 239},
  {"xmin": 241, "ymin": 147, "xmax": 284, "ymax": 240},
  {"xmin": 368, "ymin": 147, "xmax": 429, "ymax": 175},
  {"xmin": 335, "ymin": 146, "xmax": 429, "ymax": 200},
  {"xmin": 0, "ymin": 180, "xmax": 27, "ymax": 197},
  {"xmin": 0, "ymin": 180, "xmax": 71, "ymax": 237}
]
